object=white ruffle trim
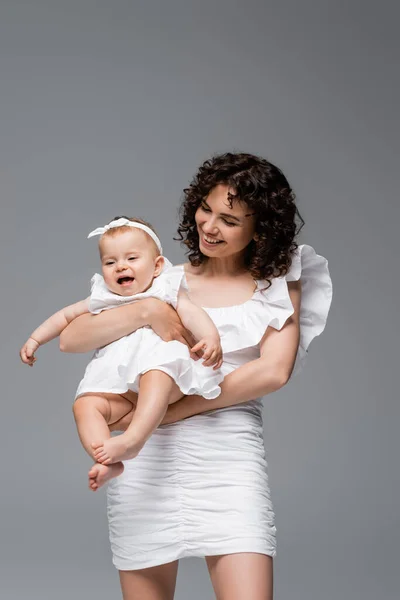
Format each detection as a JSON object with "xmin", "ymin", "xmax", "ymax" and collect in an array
[
  {"xmin": 286, "ymin": 244, "xmax": 333, "ymax": 375},
  {"xmin": 204, "ymin": 275, "xmax": 295, "ymax": 355},
  {"xmin": 119, "ymin": 338, "xmax": 224, "ymax": 400}
]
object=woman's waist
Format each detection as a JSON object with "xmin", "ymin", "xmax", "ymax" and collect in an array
[{"xmin": 161, "ymin": 398, "xmax": 263, "ymax": 432}]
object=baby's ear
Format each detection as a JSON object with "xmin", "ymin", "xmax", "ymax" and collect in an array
[{"xmin": 154, "ymin": 255, "xmax": 165, "ymax": 277}]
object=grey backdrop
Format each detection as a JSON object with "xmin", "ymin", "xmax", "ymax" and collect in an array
[{"xmin": 1, "ymin": 1, "xmax": 398, "ymax": 599}]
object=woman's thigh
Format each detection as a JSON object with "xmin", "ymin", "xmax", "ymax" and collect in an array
[
  {"xmin": 205, "ymin": 553, "xmax": 273, "ymax": 600},
  {"xmin": 119, "ymin": 560, "xmax": 179, "ymax": 600}
]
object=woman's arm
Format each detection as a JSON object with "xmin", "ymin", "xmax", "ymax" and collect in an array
[
  {"xmin": 59, "ymin": 297, "xmax": 198, "ymax": 354},
  {"xmin": 161, "ymin": 280, "xmax": 302, "ymax": 424}
]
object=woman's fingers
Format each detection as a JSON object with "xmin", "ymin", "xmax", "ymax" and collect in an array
[
  {"xmin": 151, "ymin": 302, "xmax": 199, "ymax": 357},
  {"xmin": 175, "ymin": 328, "xmax": 199, "ymax": 359},
  {"xmin": 180, "ymin": 328, "xmax": 199, "ymax": 354}
]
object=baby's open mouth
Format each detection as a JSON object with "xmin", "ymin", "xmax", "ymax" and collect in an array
[{"xmin": 117, "ymin": 276, "xmax": 134, "ymax": 285}]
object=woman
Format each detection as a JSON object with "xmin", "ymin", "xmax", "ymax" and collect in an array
[{"xmin": 61, "ymin": 152, "xmax": 332, "ymax": 600}]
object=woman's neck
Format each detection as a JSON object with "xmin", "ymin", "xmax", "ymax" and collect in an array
[{"xmin": 195, "ymin": 255, "xmax": 248, "ymax": 278}]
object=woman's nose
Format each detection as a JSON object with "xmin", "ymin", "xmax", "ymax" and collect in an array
[{"xmin": 202, "ymin": 217, "xmax": 219, "ymax": 234}]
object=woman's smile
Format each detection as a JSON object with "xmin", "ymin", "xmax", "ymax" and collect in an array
[{"xmin": 200, "ymin": 232, "xmax": 225, "ymax": 248}]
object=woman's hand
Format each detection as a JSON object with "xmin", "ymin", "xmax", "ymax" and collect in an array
[
  {"xmin": 60, "ymin": 297, "xmax": 199, "ymax": 355},
  {"xmin": 147, "ymin": 299, "xmax": 199, "ymax": 359}
]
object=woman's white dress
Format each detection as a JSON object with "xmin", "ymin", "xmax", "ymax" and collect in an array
[
  {"xmin": 75, "ymin": 259, "xmax": 223, "ymax": 400},
  {"xmin": 106, "ymin": 244, "xmax": 333, "ymax": 570}
]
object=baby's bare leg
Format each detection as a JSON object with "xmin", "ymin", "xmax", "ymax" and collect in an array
[
  {"xmin": 73, "ymin": 393, "xmax": 132, "ymax": 491},
  {"xmin": 108, "ymin": 390, "xmax": 138, "ymax": 432},
  {"xmin": 93, "ymin": 371, "xmax": 183, "ymax": 465},
  {"xmin": 73, "ymin": 393, "xmax": 132, "ymax": 457}
]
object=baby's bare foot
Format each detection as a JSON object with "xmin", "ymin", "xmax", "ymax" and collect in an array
[
  {"xmin": 88, "ymin": 462, "xmax": 124, "ymax": 492},
  {"xmin": 92, "ymin": 435, "xmax": 143, "ymax": 464}
]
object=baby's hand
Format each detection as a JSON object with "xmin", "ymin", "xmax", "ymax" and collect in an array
[
  {"xmin": 191, "ymin": 336, "xmax": 223, "ymax": 370},
  {"xmin": 20, "ymin": 337, "xmax": 40, "ymax": 366}
]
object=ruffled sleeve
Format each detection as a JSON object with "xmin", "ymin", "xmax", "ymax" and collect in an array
[
  {"xmin": 152, "ymin": 264, "xmax": 185, "ymax": 310},
  {"xmin": 286, "ymin": 244, "xmax": 333, "ymax": 376}
]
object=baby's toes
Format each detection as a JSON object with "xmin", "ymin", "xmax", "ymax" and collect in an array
[{"xmin": 96, "ymin": 452, "xmax": 109, "ymax": 464}]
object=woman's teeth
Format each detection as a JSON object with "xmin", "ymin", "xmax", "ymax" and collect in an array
[{"xmin": 203, "ymin": 235, "xmax": 223, "ymax": 244}]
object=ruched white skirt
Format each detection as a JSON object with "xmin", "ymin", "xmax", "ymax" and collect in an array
[{"xmin": 106, "ymin": 399, "xmax": 276, "ymax": 570}]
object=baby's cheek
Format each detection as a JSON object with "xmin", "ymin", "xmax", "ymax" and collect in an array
[
  {"xmin": 102, "ymin": 270, "xmax": 111, "ymax": 284},
  {"xmin": 103, "ymin": 272, "xmax": 118, "ymax": 294}
]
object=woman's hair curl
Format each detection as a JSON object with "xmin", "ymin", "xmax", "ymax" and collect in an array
[{"xmin": 175, "ymin": 152, "xmax": 305, "ymax": 285}]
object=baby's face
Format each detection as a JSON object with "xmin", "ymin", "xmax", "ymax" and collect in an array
[{"xmin": 99, "ymin": 229, "xmax": 160, "ymax": 296}]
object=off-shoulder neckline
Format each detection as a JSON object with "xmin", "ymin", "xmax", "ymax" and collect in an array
[{"xmin": 177, "ymin": 264, "xmax": 266, "ymax": 311}]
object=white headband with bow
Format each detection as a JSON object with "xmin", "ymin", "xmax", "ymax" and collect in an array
[{"xmin": 87, "ymin": 218, "xmax": 163, "ymax": 254}]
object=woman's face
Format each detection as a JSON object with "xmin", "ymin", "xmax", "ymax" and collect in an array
[{"xmin": 195, "ymin": 184, "xmax": 256, "ymax": 260}]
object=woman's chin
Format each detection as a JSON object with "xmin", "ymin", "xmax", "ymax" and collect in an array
[{"xmin": 199, "ymin": 240, "xmax": 225, "ymax": 257}]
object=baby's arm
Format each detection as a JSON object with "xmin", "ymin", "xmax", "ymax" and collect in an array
[
  {"xmin": 176, "ymin": 289, "xmax": 223, "ymax": 369},
  {"xmin": 20, "ymin": 298, "xmax": 90, "ymax": 366}
]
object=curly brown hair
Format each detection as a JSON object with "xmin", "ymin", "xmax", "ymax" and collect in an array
[{"xmin": 175, "ymin": 152, "xmax": 305, "ymax": 284}]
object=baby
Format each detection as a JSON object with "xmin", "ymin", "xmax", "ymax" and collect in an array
[{"xmin": 20, "ymin": 216, "xmax": 223, "ymax": 490}]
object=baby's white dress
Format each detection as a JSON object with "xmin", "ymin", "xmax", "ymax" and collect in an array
[
  {"xmin": 106, "ymin": 244, "xmax": 333, "ymax": 570},
  {"xmin": 75, "ymin": 260, "xmax": 223, "ymax": 401}
]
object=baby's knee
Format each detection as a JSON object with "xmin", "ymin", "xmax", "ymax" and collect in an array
[{"xmin": 73, "ymin": 394, "xmax": 111, "ymax": 421}]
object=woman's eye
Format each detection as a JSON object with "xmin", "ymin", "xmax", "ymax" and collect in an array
[{"xmin": 201, "ymin": 203, "xmax": 235, "ymax": 225}]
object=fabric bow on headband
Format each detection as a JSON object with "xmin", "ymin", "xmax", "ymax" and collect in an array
[{"xmin": 87, "ymin": 218, "xmax": 163, "ymax": 254}]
